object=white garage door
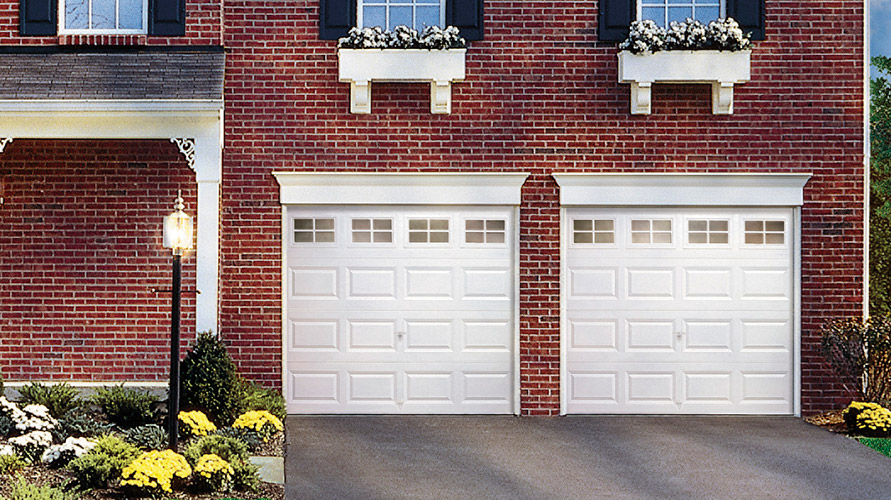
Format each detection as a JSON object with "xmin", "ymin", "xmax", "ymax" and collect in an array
[
  {"xmin": 285, "ymin": 205, "xmax": 515, "ymax": 414},
  {"xmin": 565, "ymin": 207, "xmax": 795, "ymax": 414}
]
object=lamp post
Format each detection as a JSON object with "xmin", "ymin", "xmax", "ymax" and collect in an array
[{"xmin": 162, "ymin": 191, "xmax": 193, "ymax": 450}]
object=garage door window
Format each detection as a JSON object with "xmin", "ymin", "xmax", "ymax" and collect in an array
[
  {"xmin": 573, "ymin": 219, "xmax": 615, "ymax": 244},
  {"xmin": 687, "ymin": 219, "xmax": 729, "ymax": 245},
  {"xmin": 352, "ymin": 218, "xmax": 394, "ymax": 243},
  {"xmin": 408, "ymin": 218, "xmax": 450, "ymax": 243},
  {"xmin": 294, "ymin": 218, "xmax": 335, "ymax": 243},
  {"xmin": 465, "ymin": 219, "xmax": 506, "ymax": 244},
  {"xmin": 630, "ymin": 219, "xmax": 672, "ymax": 244},
  {"xmin": 744, "ymin": 220, "xmax": 785, "ymax": 245}
]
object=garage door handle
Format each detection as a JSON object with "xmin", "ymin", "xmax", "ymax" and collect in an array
[{"xmin": 397, "ymin": 332, "xmax": 406, "ymax": 338}]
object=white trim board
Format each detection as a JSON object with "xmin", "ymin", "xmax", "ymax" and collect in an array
[
  {"xmin": 272, "ymin": 172, "xmax": 530, "ymax": 206},
  {"xmin": 552, "ymin": 173, "xmax": 812, "ymax": 207}
]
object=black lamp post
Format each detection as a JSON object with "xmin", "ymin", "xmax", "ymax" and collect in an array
[{"xmin": 162, "ymin": 191, "xmax": 192, "ymax": 450}]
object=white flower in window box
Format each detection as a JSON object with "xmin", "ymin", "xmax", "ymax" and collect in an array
[
  {"xmin": 617, "ymin": 18, "xmax": 753, "ymax": 115},
  {"xmin": 337, "ymin": 26, "xmax": 467, "ymax": 114}
]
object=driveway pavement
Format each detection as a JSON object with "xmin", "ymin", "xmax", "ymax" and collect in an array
[{"xmin": 284, "ymin": 416, "xmax": 891, "ymax": 499}]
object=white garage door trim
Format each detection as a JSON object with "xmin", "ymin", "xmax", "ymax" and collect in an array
[
  {"xmin": 272, "ymin": 172, "xmax": 528, "ymax": 415},
  {"xmin": 553, "ymin": 173, "xmax": 810, "ymax": 417}
]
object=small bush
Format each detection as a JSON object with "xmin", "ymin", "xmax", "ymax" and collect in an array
[
  {"xmin": 90, "ymin": 385, "xmax": 158, "ymax": 428},
  {"xmin": 0, "ymin": 414, "xmax": 12, "ymax": 437},
  {"xmin": 40, "ymin": 437, "xmax": 96, "ymax": 468},
  {"xmin": 232, "ymin": 410, "xmax": 283, "ymax": 443},
  {"xmin": 52, "ymin": 408, "xmax": 115, "ymax": 442},
  {"xmin": 0, "ymin": 454, "xmax": 27, "ymax": 474},
  {"xmin": 240, "ymin": 382, "xmax": 286, "ymax": 422},
  {"xmin": 181, "ymin": 332, "xmax": 244, "ymax": 426},
  {"xmin": 821, "ymin": 316, "xmax": 891, "ymax": 405},
  {"xmin": 67, "ymin": 435, "xmax": 142, "ymax": 489},
  {"xmin": 192, "ymin": 453, "xmax": 234, "ymax": 492},
  {"xmin": 183, "ymin": 434, "xmax": 248, "ymax": 466},
  {"xmin": 9, "ymin": 430, "xmax": 53, "ymax": 463},
  {"xmin": 124, "ymin": 424, "xmax": 167, "ymax": 450},
  {"xmin": 120, "ymin": 449, "xmax": 192, "ymax": 495},
  {"xmin": 230, "ymin": 458, "xmax": 260, "ymax": 492},
  {"xmin": 0, "ymin": 398, "xmax": 57, "ymax": 433},
  {"xmin": 179, "ymin": 410, "xmax": 217, "ymax": 438},
  {"xmin": 215, "ymin": 426, "xmax": 262, "ymax": 452},
  {"xmin": 2, "ymin": 476, "xmax": 79, "ymax": 500},
  {"xmin": 17, "ymin": 383, "xmax": 81, "ymax": 419}
]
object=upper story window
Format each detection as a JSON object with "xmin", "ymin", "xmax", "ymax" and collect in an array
[
  {"xmin": 61, "ymin": 0, "xmax": 147, "ymax": 33},
  {"xmin": 639, "ymin": 0, "xmax": 723, "ymax": 28},
  {"xmin": 358, "ymin": 0, "xmax": 445, "ymax": 31}
]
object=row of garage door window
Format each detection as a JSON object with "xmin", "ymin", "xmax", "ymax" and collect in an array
[{"xmin": 293, "ymin": 218, "xmax": 785, "ymax": 246}]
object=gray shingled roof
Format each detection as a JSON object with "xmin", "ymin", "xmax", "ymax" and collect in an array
[{"xmin": 0, "ymin": 52, "xmax": 224, "ymax": 100}]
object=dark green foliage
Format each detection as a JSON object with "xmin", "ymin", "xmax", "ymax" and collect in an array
[
  {"xmin": 90, "ymin": 385, "xmax": 158, "ymax": 428},
  {"xmin": 871, "ymin": 56, "xmax": 891, "ymax": 315},
  {"xmin": 240, "ymin": 382, "xmax": 286, "ymax": 422},
  {"xmin": 0, "ymin": 455, "xmax": 27, "ymax": 474},
  {"xmin": 215, "ymin": 426, "xmax": 262, "ymax": 452},
  {"xmin": 67, "ymin": 435, "xmax": 141, "ymax": 489},
  {"xmin": 183, "ymin": 434, "xmax": 248, "ymax": 466},
  {"xmin": 17, "ymin": 382, "xmax": 81, "ymax": 419},
  {"xmin": 52, "ymin": 408, "xmax": 115, "ymax": 442},
  {"xmin": 821, "ymin": 316, "xmax": 891, "ymax": 405},
  {"xmin": 0, "ymin": 414, "xmax": 12, "ymax": 437},
  {"xmin": 858, "ymin": 437, "xmax": 891, "ymax": 458},
  {"xmin": 231, "ymin": 458, "xmax": 260, "ymax": 492},
  {"xmin": 3, "ymin": 477, "xmax": 79, "ymax": 500},
  {"xmin": 181, "ymin": 332, "xmax": 243, "ymax": 426},
  {"xmin": 123, "ymin": 424, "xmax": 167, "ymax": 450}
]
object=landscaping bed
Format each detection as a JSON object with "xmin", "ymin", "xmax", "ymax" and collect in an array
[
  {"xmin": 0, "ymin": 333, "xmax": 286, "ymax": 500},
  {"xmin": 806, "ymin": 403, "xmax": 891, "ymax": 460}
]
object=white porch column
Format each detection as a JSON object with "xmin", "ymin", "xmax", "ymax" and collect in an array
[{"xmin": 193, "ymin": 129, "xmax": 222, "ymax": 334}]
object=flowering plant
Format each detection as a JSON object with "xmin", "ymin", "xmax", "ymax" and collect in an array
[
  {"xmin": 338, "ymin": 25, "xmax": 466, "ymax": 49},
  {"xmin": 41, "ymin": 436, "xmax": 96, "ymax": 467},
  {"xmin": 619, "ymin": 18, "xmax": 752, "ymax": 54},
  {"xmin": 844, "ymin": 401, "xmax": 891, "ymax": 437},
  {"xmin": 9, "ymin": 430, "xmax": 53, "ymax": 463},
  {"xmin": 120, "ymin": 449, "xmax": 192, "ymax": 494},
  {"xmin": 232, "ymin": 410, "xmax": 283, "ymax": 442},
  {"xmin": 0, "ymin": 397, "xmax": 58, "ymax": 432},
  {"xmin": 192, "ymin": 453, "xmax": 234, "ymax": 492},
  {"xmin": 179, "ymin": 410, "xmax": 217, "ymax": 438}
]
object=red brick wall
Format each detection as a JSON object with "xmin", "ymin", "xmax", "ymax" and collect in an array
[
  {"xmin": 0, "ymin": 0, "xmax": 221, "ymax": 46},
  {"xmin": 221, "ymin": 0, "xmax": 865, "ymax": 415},
  {"xmin": 0, "ymin": 140, "xmax": 197, "ymax": 382}
]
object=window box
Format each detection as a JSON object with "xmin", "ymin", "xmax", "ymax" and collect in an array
[
  {"xmin": 617, "ymin": 50, "xmax": 751, "ymax": 115},
  {"xmin": 338, "ymin": 48, "xmax": 466, "ymax": 114}
]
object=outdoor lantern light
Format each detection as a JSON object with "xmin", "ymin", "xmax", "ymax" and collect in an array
[{"xmin": 162, "ymin": 191, "xmax": 192, "ymax": 451}]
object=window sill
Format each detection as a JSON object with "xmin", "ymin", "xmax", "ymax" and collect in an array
[
  {"xmin": 58, "ymin": 34, "xmax": 148, "ymax": 46},
  {"xmin": 337, "ymin": 48, "xmax": 466, "ymax": 114},
  {"xmin": 617, "ymin": 50, "xmax": 751, "ymax": 115}
]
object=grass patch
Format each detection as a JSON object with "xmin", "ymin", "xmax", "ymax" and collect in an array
[{"xmin": 858, "ymin": 437, "xmax": 891, "ymax": 458}]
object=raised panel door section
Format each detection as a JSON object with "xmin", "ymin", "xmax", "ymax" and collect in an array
[
  {"xmin": 286, "ymin": 205, "xmax": 515, "ymax": 414},
  {"xmin": 566, "ymin": 207, "xmax": 794, "ymax": 415}
]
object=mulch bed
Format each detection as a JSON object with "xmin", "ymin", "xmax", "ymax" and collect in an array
[{"xmin": 804, "ymin": 408, "xmax": 848, "ymax": 434}]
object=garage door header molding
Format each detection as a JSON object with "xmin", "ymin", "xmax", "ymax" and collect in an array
[
  {"xmin": 552, "ymin": 173, "xmax": 811, "ymax": 207},
  {"xmin": 272, "ymin": 172, "xmax": 530, "ymax": 206}
]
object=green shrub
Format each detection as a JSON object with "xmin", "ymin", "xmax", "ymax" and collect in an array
[
  {"xmin": 240, "ymin": 382, "xmax": 286, "ymax": 422},
  {"xmin": 181, "ymin": 332, "xmax": 243, "ymax": 426},
  {"xmin": 183, "ymin": 435, "xmax": 248, "ymax": 466},
  {"xmin": 0, "ymin": 454, "xmax": 27, "ymax": 474},
  {"xmin": 123, "ymin": 424, "xmax": 167, "ymax": 450},
  {"xmin": 17, "ymin": 382, "xmax": 81, "ymax": 419},
  {"xmin": 215, "ymin": 426, "xmax": 262, "ymax": 453},
  {"xmin": 67, "ymin": 435, "xmax": 141, "ymax": 489},
  {"xmin": 821, "ymin": 316, "xmax": 891, "ymax": 405},
  {"xmin": 230, "ymin": 458, "xmax": 260, "ymax": 492},
  {"xmin": 52, "ymin": 408, "xmax": 114, "ymax": 442},
  {"xmin": 0, "ymin": 414, "xmax": 12, "ymax": 437},
  {"xmin": 90, "ymin": 385, "xmax": 158, "ymax": 428},
  {"xmin": 2, "ymin": 476, "xmax": 79, "ymax": 500},
  {"xmin": 858, "ymin": 437, "xmax": 891, "ymax": 458}
]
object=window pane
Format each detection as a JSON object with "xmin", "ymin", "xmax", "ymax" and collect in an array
[
  {"xmin": 409, "ymin": 219, "xmax": 427, "ymax": 230},
  {"xmin": 409, "ymin": 232, "xmax": 426, "ymax": 243},
  {"xmin": 641, "ymin": 7, "xmax": 664, "ymax": 24},
  {"xmin": 416, "ymin": 6, "xmax": 439, "ymax": 28},
  {"xmin": 352, "ymin": 219, "xmax": 370, "ymax": 230},
  {"xmin": 466, "ymin": 220, "xmax": 485, "ymax": 231},
  {"xmin": 689, "ymin": 232, "xmax": 708, "ymax": 244},
  {"xmin": 316, "ymin": 231, "xmax": 335, "ymax": 243},
  {"xmin": 710, "ymin": 233, "xmax": 729, "ymax": 244},
  {"xmin": 710, "ymin": 220, "xmax": 728, "ymax": 231},
  {"xmin": 430, "ymin": 232, "xmax": 449, "ymax": 243},
  {"xmin": 594, "ymin": 233, "xmax": 614, "ymax": 244},
  {"xmin": 594, "ymin": 220, "xmax": 614, "ymax": 231},
  {"xmin": 65, "ymin": 0, "xmax": 89, "ymax": 29},
  {"xmin": 316, "ymin": 218, "xmax": 335, "ymax": 230},
  {"xmin": 766, "ymin": 221, "xmax": 785, "ymax": 232},
  {"xmin": 374, "ymin": 219, "xmax": 392, "ymax": 230},
  {"xmin": 653, "ymin": 232, "xmax": 672, "ymax": 244},
  {"xmin": 353, "ymin": 232, "xmax": 371, "ymax": 243},
  {"xmin": 632, "ymin": 233, "xmax": 650, "ymax": 244},
  {"xmin": 389, "ymin": 6, "xmax": 412, "ymax": 28},
  {"xmin": 653, "ymin": 220, "xmax": 671, "ymax": 231},
  {"xmin": 745, "ymin": 220, "xmax": 763, "ymax": 231},
  {"xmin": 696, "ymin": 6, "xmax": 720, "ymax": 22},
  {"xmin": 363, "ymin": 6, "xmax": 386, "ymax": 28},
  {"xmin": 631, "ymin": 220, "xmax": 649, "ymax": 231},
  {"xmin": 467, "ymin": 232, "xmax": 485, "ymax": 243},
  {"xmin": 91, "ymin": 0, "xmax": 117, "ymax": 29},
  {"xmin": 668, "ymin": 6, "xmax": 692, "ymax": 23},
  {"xmin": 430, "ymin": 219, "xmax": 449, "ymax": 230},
  {"xmin": 294, "ymin": 219, "xmax": 313, "ymax": 230},
  {"xmin": 487, "ymin": 220, "xmax": 506, "ymax": 231},
  {"xmin": 745, "ymin": 233, "xmax": 764, "ymax": 244},
  {"xmin": 689, "ymin": 220, "xmax": 708, "ymax": 231},
  {"xmin": 487, "ymin": 232, "xmax": 505, "ymax": 244},
  {"xmin": 373, "ymin": 231, "xmax": 392, "ymax": 243},
  {"xmin": 574, "ymin": 220, "xmax": 593, "ymax": 231},
  {"xmin": 119, "ymin": 0, "xmax": 144, "ymax": 29},
  {"xmin": 574, "ymin": 232, "xmax": 593, "ymax": 244},
  {"xmin": 766, "ymin": 233, "xmax": 785, "ymax": 244}
]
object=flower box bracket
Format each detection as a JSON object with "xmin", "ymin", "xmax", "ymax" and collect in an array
[
  {"xmin": 618, "ymin": 50, "xmax": 751, "ymax": 115},
  {"xmin": 338, "ymin": 49, "xmax": 467, "ymax": 114}
]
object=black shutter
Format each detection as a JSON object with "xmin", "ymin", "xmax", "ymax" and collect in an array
[
  {"xmin": 446, "ymin": 0, "xmax": 483, "ymax": 41},
  {"xmin": 726, "ymin": 0, "xmax": 765, "ymax": 40},
  {"xmin": 598, "ymin": 0, "xmax": 633, "ymax": 42},
  {"xmin": 20, "ymin": 0, "xmax": 57, "ymax": 36},
  {"xmin": 149, "ymin": 0, "xmax": 186, "ymax": 36},
  {"xmin": 320, "ymin": 0, "xmax": 356, "ymax": 40}
]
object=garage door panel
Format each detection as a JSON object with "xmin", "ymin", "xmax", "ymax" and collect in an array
[
  {"xmin": 566, "ymin": 207, "xmax": 794, "ymax": 415},
  {"xmin": 286, "ymin": 205, "xmax": 515, "ymax": 414}
]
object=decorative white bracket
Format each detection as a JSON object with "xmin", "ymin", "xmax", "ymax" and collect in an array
[
  {"xmin": 339, "ymin": 49, "xmax": 466, "ymax": 114},
  {"xmin": 618, "ymin": 50, "xmax": 751, "ymax": 115},
  {"xmin": 0, "ymin": 138, "xmax": 12, "ymax": 153},
  {"xmin": 170, "ymin": 138, "xmax": 196, "ymax": 172}
]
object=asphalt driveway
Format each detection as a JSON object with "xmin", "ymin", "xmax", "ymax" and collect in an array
[{"xmin": 284, "ymin": 416, "xmax": 891, "ymax": 499}]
